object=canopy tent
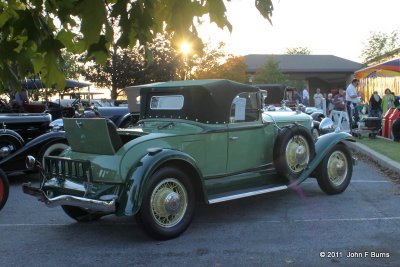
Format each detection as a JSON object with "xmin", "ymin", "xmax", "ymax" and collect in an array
[
  {"xmin": 355, "ymin": 58, "xmax": 400, "ymax": 79},
  {"xmin": 20, "ymin": 79, "xmax": 91, "ymax": 90},
  {"xmin": 354, "ymin": 58, "xmax": 400, "ymax": 103}
]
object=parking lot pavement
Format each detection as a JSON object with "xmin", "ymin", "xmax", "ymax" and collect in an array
[{"xmin": 1, "ymin": 159, "xmax": 400, "ymax": 266}]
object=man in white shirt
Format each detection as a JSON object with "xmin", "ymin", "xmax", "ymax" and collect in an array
[
  {"xmin": 345, "ymin": 79, "xmax": 359, "ymax": 131},
  {"xmin": 313, "ymin": 88, "xmax": 323, "ymax": 109},
  {"xmin": 302, "ymin": 87, "xmax": 309, "ymax": 106}
]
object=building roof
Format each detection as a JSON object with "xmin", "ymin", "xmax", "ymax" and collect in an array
[{"xmin": 245, "ymin": 54, "xmax": 364, "ymax": 73}]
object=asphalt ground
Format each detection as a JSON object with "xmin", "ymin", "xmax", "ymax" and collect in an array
[{"xmin": 1, "ymin": 154, "xmax": 399, "ymax": 266}]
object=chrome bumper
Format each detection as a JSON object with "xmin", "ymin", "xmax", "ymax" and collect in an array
[{"xmin": 22, "ymin": 183, "xmax": 116, "ymax": 213}]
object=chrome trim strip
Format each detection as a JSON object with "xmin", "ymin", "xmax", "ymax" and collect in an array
[
  {"xmin": 22, "ymin": 184, "xmax": 116, "ymax": 213},
  {"xmin": 208, "ymin": 185, "xmax": 288, "ymax": 204}
]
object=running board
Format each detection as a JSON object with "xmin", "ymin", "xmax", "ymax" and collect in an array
[{"xmin": 208, "ymin": 185, "xmax": 288, "ymax": 204}]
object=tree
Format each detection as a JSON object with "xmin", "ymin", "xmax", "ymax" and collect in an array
[
  {"xmin": 60, "ymin": 51, "xmax": 82, "ymax": 81},
  {"xmin": 195, "ymin": 55, "xmax": 247, "ymax": 83},
  {"xmin": 253, "ymin": 56, "xmax": 288, "ymax": 84},
  {"xmin": 81, "ymin": 34, "xmax": 178, "ymax": 99},
  {"xmin": 0, "ymin": 0, "xmax": 274, "ymax": 93},
  {"xmin": 285, "ymin": 47, "xmax": 311, "ymax": 55},
  {"xmin": 361, "ymin": 31, "xmax": 400, "ymax": 63}
]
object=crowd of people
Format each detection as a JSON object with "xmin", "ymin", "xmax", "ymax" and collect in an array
[
  {"xmin": 291, "ymin": 79, "xmax": 400, "ymax": 139},
  {"xmin": 294, "ymin": 80, "xmax": 398, "ymax": 120}
]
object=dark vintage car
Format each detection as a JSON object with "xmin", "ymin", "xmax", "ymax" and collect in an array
[
  {"xmin": 0, "ymin": 89, "xmax": 140, "ymax": 174},
  {"xmin": 23, "ymin": 79, "xmax": 355, "ymax": 240}
]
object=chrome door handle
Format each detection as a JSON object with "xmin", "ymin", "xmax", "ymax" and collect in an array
[{"xmin": 229, "ymin": 136, "xmax": 239, "ymax": 140}]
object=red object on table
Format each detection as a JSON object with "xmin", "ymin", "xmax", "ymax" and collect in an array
[
  {"xmin": 388, "ymin": 108, "xmax": 400, "ymax": 139},
  {"xmin": 382, "ymin": 108, "xmax": 394, "ymax": 137}
]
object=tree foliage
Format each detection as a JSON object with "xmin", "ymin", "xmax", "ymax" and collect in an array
[
  {"xmin": 361, "ymin": 31, "xmax": 400, "ymax": 63},
  {"xmin": 253, "ymin": 56, "xmax": 288, "ymax": 84},
  {"xmin": 195, "ymin": 55, "xmax": 247, "ymax": 83},
  {"xmin": 285, "ymin": 47, "xmax": 311, "ymax": 55},
  {"xmin": 81, "ymin": 34, "xmax": 178, "ymax": 99},
  {"xmin": 0, "ymin": 0, "xmax": 274, "ymax": 93}
]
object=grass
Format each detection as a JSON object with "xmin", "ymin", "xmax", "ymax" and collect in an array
[{"xmin": 357, "ymin": 137, "xmax": 400, "ymax": 162}]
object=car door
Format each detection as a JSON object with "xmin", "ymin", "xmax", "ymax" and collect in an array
[{"xmin": 227, "ymin": 92, "xmax": 267, "ymax": 173}]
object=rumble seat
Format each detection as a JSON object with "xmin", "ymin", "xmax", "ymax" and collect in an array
[
  {"xmin": 106, "ymin": 119, "xmax": 123, "ymax": 152},
  {"xmin": 63, "ymin": 118, "xmax": 123, "ymax": 155}
]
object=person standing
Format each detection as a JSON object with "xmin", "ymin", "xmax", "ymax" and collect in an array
[
  {"xmin": 294, "ymin": 89, "xmax": 302, "ymax": 104},
  {"xmin": 326, "ymin": 93, "xmax": 334, "ymax": 116},
  {"xmin": 346, "ymin": 79, "xmax": 360, "ymax": 130},
  {"xmin": 313, "ymin": 88, "xmax": 323, "ymax": 109},
  {"xmin": 369, "ymin": 91, "xmax": 382, "ymax": 118},
  {"xmin": 333, "ymin": 88, "xmax": 346, "ymax": 111},
  {"xmin": 302, "ymin": 87, "xmax": 309, "ymax": 106},
  {"xmin": 381, "ymin": 88, "xmax": 395, "ymax": 116}
]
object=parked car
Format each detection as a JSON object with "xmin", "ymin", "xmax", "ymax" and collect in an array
[
  {"xmin": 23, "ymin": 79, "xmax": 355, "ymax": 240},
  {"xmin": 0, "ymin": 113, "xmax": 52, "ymax": 161},
  {"xmin": 0, "ymin": 169, "xmax": 8, "ymax": 211}
]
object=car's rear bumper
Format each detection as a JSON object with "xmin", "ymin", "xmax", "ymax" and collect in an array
[{"xmin": 22, "ymin": 183, "xmax": 116, "ymax": 213}]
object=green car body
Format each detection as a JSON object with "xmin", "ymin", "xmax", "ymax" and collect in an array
[{"xmin": 24, "ymin": 80, "xmax": 355, "ymax": 239}]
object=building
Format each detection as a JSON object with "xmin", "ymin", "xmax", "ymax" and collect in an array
[{"xmin": 245, "ymin": 54, "xmax": 364, "ymax": 98}]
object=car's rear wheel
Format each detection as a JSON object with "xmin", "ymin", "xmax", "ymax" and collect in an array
[
  {"xmin": 137, "ymin": 167, "xmax": 195, "ymax": 240},
  {"xmin": 61, "ymin": 205, "xmax": 104, "ymax": 222},
  {"xmin": 315, "ymin": 143, "xmax": 352, "ymax": 195},
  {"xmin": 0, "ymin": 169, "xmax": 9, "ymax": 210},
  {"xmin": 38, "ymin": 140, "xmax": 69, "ymax": 167},
  {"xmin": 273, "ymin": 125, "xmax": 315, "ymax": 182}
]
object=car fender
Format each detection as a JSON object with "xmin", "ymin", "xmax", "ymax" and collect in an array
[
  {"xmin": 0, "ymin": 129, "xmax": 24, "ymax": 146},
  {"xmin": 0, "ymin": 131, "xmax": 66, "ymax": 172},
  {"xmin": 120, "ymin": 148, "xmax": 205, "ymax": 216},
  {"xmin": 289, "ymin": 131, "xmax": 355, "ymax": 187}
]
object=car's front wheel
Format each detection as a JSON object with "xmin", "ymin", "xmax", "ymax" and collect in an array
[
  {"xmin": 0, "ymin": 169, "xmax": 9, "ymax": 211},
  {"xmin": 138, "ymin": 167, "xmax": 195, "ymax": 240},
  {"xmin": 0, "ymin": 136, "xmax": 23, "ymax": 160},
  {"xmin": 315, "ymin": 143, "xmax": 352, "ymax": 195},
  {"xmin": 273, "ymin": 125, "xmax": 315, "ymax": 182}
]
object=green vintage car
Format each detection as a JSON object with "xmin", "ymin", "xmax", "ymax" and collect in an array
[{"xmin": 23, "ymin": 80, "xmax": 355, "ymax": 239}]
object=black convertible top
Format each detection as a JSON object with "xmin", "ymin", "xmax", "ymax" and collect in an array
[{"xmin": 139, "ymin": 80, "xmax": 259, "ymax": 124}]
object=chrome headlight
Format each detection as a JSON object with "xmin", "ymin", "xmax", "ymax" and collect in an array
[
  {"xmin": 319, "ymin": 118, "xmax": 335, "ymax": 134},
  {"xmin": 26, "ymin": 155, "xmax": 37, "ymax": 169},
  {"xmin": 49, "ymin": 119, "xmax": 63, "ymax": 131}
]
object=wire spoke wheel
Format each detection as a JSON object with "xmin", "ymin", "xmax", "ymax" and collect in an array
[
  {"xmin": 285, "ymin": 135, "xmax": 310, "ymax": 173},
  {"xmin": 327, "ymin": 151, "xmax": 348, "ymax": 186},
  {"xmin": 150, "ymin": 178, "xmax": 188, "ymax": 228},
  {"xmin": 316, "ymin": 143, "xmax": 352, "ymax": 195}
]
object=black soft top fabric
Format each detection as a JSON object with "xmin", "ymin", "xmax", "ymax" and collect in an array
[{"xmin": 139, "ymin": 80, "xmax": 259, "ymax": 124}]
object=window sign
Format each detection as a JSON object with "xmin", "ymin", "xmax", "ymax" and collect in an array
[
  {"xmin": 150, "ymin": 95, "xmax": 184, "ymax": 110},
  {"xmin": 234, "ymin": 97, "xmax": 246, "ymax": 121}
]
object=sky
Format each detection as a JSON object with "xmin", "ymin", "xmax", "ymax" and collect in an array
[{"xmin": 197, "ymin": 0, "xmax": 400, "ymax": 63}]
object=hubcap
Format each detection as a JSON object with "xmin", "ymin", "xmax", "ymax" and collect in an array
[
  {"xmin": 327, "ymin": 151, "xmax": 348, "ymax": 186},
  {"xmin": 150, "ymin": 178, "xmax": 188, "ymax": 228},
  {"xmin": 0, "ymin": 145, "xmax": 14, "ymax": 159},
  {"xmin": 286, "ymin": 135, "xmax": 310, "ymax": 173}
]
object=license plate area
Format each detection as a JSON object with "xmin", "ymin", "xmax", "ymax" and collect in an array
[{"xmin": 44, "ymin": 156, "xmax": 92, "ymax": 182}]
